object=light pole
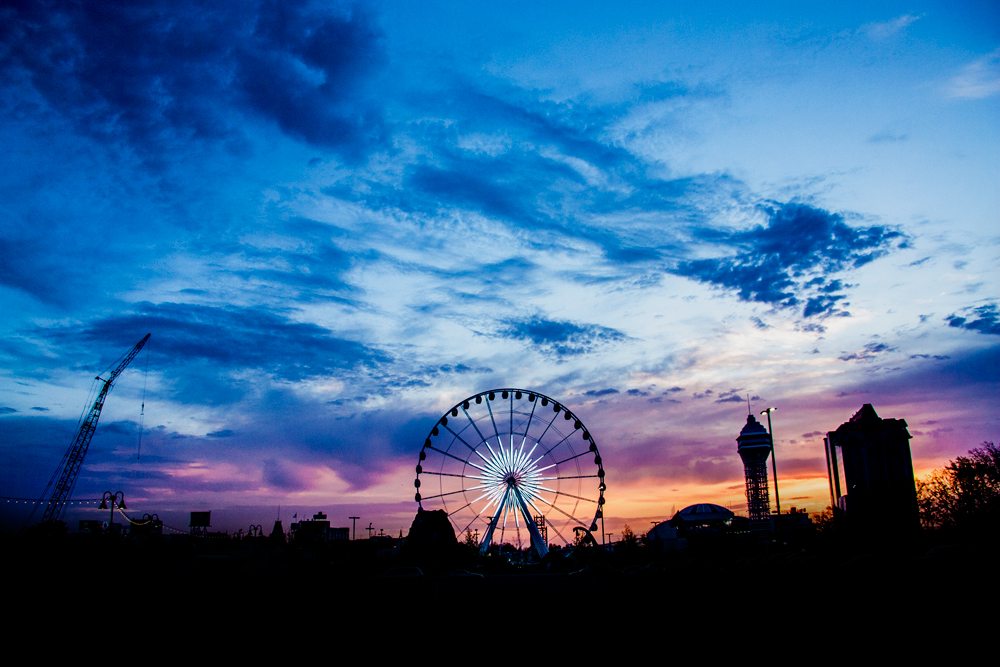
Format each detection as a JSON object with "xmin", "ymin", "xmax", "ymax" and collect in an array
[
  {"xmin": 760, "ymin": 407, "xmax": 780, "ymax": 515},
  {"xmin": 349, "ymin": 515, "xmax": 359, "ymax": 541},
  {"xmin": 99, "ymin": 491, "xmax": 126, "ymax": 532}
]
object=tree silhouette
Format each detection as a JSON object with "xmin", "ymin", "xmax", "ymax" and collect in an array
[{"xmin": 917, "ymin": 441, "xmax": 1000, "ymax": 531}]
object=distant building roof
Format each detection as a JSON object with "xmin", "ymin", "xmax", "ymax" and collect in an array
[{"xmin": 672, "ymin": 503, "xmax": 735, "ymax": 524}]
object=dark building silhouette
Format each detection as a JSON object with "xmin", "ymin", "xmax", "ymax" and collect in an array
[
  {"xmin": 670, "ymin": 502, "xmax": 735, "ymax": 535},
  {"xmin": 826, "ymin": 404, "xmax": 919, "ymax": 533},
  {"xmin": 269, "ymin": 519, "xmax": 286, "ymax": 543},
  {"xmin": 737, "ymin": 413, "xmax": 772, "ymax": 522},
  {"xmin": 290, "ymin": 511, "xmax": 349, "ymax": 544},
  {"xmin": 189, "ymin": 511, "xmax": 211, "ymax": 536}
]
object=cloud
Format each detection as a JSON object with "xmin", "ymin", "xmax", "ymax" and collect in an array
[
  {"xmin": 715, "ymin": 389, "xmax": 760, "ymax": 405},
  {"xmin": 863, "ymin": 14, "xmax": 922, "ymax": 40},
  {"xmin": 497, "ymin": 316, "xmax": 626, "ymax": 358},
  {"xmin": 839, "ymin": 341, "xmax": 897, "ymax": 362},
  {"xmin": 584, "ymin": 388, "xmax": 619, "ymax": 397},
  {"xmin": 0, "ymin": 0, "xmax": 384, "ymax": 160},
  {"xmin": 675, "ymin": 202, "xmax": 905, "ymax": 318},
  {"xmin": 868, "ymin": 130, "xmax": 908, "ymax": 144},
  {"xmin": 910, "ymin": 353, "xmax": 950, "ymax": 361},
  {"xmin": 946, "ymin": 48, "xmax": 1000, "ymax": 100},
  {"xmin": 207, "ymin": 429, "xmax": 236, "ymax": 438},
  {"xmin": 262, "ymin": 458, "xmax": 315, "ymax": 492},
  {"xmin": 0, "ymin": 407, "xmax": 16, "ymax": 415},
  {"xmin": 33, "ymin": 301, "xmax": 390, "ymax": 406},
  {"xmin": 946, "ymin": 301, "xmax": 1000, "ymax": 336},
  {"xmin": 30, "ymin": 407, "xmax": 49, "ymax": 412}
]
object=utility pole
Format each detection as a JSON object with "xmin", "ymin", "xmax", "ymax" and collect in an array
[
  {"xmin": 366, "ymin": 522, "xmax": 375, "ymax": 539},
  {"xmin": 761, "ymin": 407, "xmax": 781, "ymax": 515},
  {"xmin": 349, "ymin": 515, "xmax": 360, "ymax": 541}
]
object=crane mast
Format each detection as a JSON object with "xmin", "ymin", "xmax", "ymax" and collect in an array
[{"xmin": 39, "ymin": 333, "xmax": 151, "ymax": 523}]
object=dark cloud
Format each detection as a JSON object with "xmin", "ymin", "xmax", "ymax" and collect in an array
[
  {"xmin": 584, "ymin": 388, "xmax": 620, "ymax": 397},
  {"xmin": 910, "ymin": 353, "xmax": 951, "ymax": 361},
  {"xmin": 34, "ymin": 301, "xmax": 389, "ymax": 405},
  {"xmin": 30, "ymin": 406, "xmax": 49, "ymax": 412},
  {"xmin": 908, "ymin": 256, "xmax": 931, "ymax": 267},
  {"xmin": 497, "ymin": 316, "xmax": 626, "ymax": 357},
  {"xmin": 626, "ymin": 388, "xmax": 649, "ymax": 397},
  {"xmin": 715, "ymin": 390, "xmax": 760, "ymax": 404},
  {"xmin": 0, "ymin": 407, "xmax": 17, "ymax": 415},
  {"xmin": 839, "ymin": 341, "xmax": 897, "ymax": 362},
  {"xmin": 0, "ymin": 0, "xmax": 383, "ymax": 161},
  {"xmin": 675, "ymin": 203, "xmax": 905, "ymax": 318},
  {"xmin": 262, "ymin": 458, "xmax": 312, "ymax": 492},
  {"xmin": 207, "ymin": 429, "xmax": 236, "ymax": 438},
  {"xmin": 946, "ymin": 302, "xmax": 1000, "ymax": 336}
]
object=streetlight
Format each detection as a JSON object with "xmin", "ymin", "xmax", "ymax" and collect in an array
[
  {"xmin": 760, "ymin": 408, "xmax": 780, "ymax": 515},
  {"xmin": 98, "ymin": 491, "xmax": 126, "ymax": 533}
]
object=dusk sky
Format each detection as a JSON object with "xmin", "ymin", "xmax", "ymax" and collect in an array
[{"xmin": 1, "ymin": 1, "xmax": 997, "ymax": 537}]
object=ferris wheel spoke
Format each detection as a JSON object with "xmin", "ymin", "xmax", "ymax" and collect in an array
[
  {"xmin": 509, "ymin": 391, "xmax": 514, "ymax": 447},
  {"xmin": 554, "ymin": 450, "xmax": 591, "ymax": 466},
  {"xmin": 485, "ymin": 396, "xmax": 504, "ymax": 450},
  {"xmin": 461, "ymin": 406, "xmax": 496, "ymax": 456},
  {"xmin": 427, "ymin": 444, "xmax": 487, "ymax": 471},
  {"xmin": 519, "ymin": 395, "xmax": 539, "ymax": 447},
  {"xmin": 538, "ymin": 495, "xmax": 589, "ymax": 527},
  {"xmin": 533, "ymin": 408, "xmax": 561, "ymax": 447},
  {"xmin": 553, "ymin": 474, "xmax": 601, "ymax": 480},
  {"xmin": 441, "ymin": 423, "xmax": 485, "ymax": 457},
  {"xmin": 448, "ymin": 501, "xmax": 475, "ymax": 516},
  {"xmin": 543, "ymin": 517, "xmax": 572, "ymax": 546},
  {"xmin": 542, "ymin": 429, "xmax": 576, "ymax": 456},
  {"xmin": 422, "ymin": 470, "xmax": 479, "ymax": 479},
  {"xmin": 551, "ymin": 489, "xmax": 597, "ymax": 503},
  {"xmin": 420, "ymin": 487, "xmax": 482, "ymax": 501}
]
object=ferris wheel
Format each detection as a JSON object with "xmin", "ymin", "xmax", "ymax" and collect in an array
[{"xmin": 414, "ymin": 388, "xmax": 606, "ymax": 557}]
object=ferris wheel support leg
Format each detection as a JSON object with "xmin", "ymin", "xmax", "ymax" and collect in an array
[
  {"xmin": 514, "ymin": 488, "xmax": 549, "ymax": 558},
  {"xmin": 479, "ymin": 487, "xmax": 509, "ymax": 555}
]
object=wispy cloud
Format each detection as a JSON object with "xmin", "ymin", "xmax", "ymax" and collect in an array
[
  {"xmin": 863, "ymin": 14, "xmax": 922, "ymax": 40},
  {"xmin": 838, "ymin": 341, "xmax": 897, "ymax": 362},
  {"xmin": 868, "ymin": 130, "xmax": 909, "ymax": 144},
  {"xmin": 946, "ymin": 48, "xmax": 1000, "ymax": 100}
]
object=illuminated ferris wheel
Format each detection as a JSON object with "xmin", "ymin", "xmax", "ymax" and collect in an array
[{"xmin": 414, "ymin": 388, "xmax": 606, "ymax": 557}]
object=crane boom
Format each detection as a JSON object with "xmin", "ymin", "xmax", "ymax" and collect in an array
[{"xmin": 39, "ymin": 333, "xmax": 151, "ymax": 523}]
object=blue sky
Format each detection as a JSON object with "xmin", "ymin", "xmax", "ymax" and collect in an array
[{"xmin": 1, "ymin": 1, "xmax": 997, "ymax": 534}]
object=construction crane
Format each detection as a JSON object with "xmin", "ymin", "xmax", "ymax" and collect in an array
[{"xmin": 38, "ymin": 333, "xmax": 151, "ymax": 524}]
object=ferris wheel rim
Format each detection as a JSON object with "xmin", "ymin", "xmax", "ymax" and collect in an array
[{"xmin": 414, "ymin": 387, "xmax": 606, "ymax": 554}]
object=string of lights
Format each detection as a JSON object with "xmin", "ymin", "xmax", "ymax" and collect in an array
[{"xmin": 1, "ymin": 496, "xmax": 101, "ymax": 506}]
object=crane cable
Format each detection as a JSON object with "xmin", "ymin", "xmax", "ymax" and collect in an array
[{"xmin": 136, "ymin": 339, "xmax": 150, "ymax": 466}]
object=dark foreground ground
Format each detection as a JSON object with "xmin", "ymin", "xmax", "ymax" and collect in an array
[{"xmin": 3, "ymin": 527, "xmax": 996, "ymax": 646}]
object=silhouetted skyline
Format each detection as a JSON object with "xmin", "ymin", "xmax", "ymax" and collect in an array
[{"xmin": 1, "ymin": 2, "xmax": 997, "ymax": 533}]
